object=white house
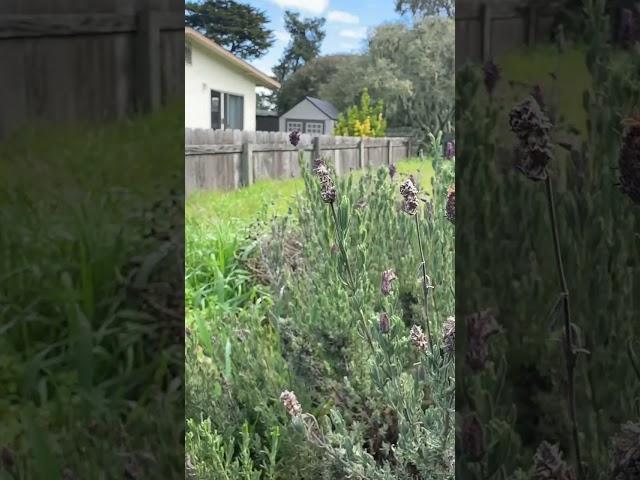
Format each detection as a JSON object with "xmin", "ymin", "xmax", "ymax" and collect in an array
[
  {"xmin": 185, "ymin": 27, "xmax": 280, "ymax": 131},
  {"xmin": 279, "ymin": 96, "xmax": 339, "ymax": 135}
]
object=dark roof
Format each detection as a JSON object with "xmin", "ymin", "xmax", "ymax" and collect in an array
[
  {"xmin": 305, "ymin": 96, "xmax": 339, "ymax": 120},
  {"xmin": 257, "ymin": 109, "xmax": 278, "ymax": 117}
]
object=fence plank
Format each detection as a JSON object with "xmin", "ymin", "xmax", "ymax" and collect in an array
[
  {"xmin": 241, "ymin": 142, "xmax": 254, "ymax": 187},
  {"xmin": 527, "ymin": 5, "xmax": 537, "ymax": 45},
  {"xmin": 186, "ymin": 145, "xmax": 243, "ymax": 155},
  {"xmin": 0, "ymin": 13, "xmax": 182, "ymax": 39},
  {"xmin": 312, "ymin": 137, "xmax": 321, "ymax": 172},
  {"xmin": 481, "ymin": 4, "xmax": 492, "ymax": 61},
  {"xmin": 0, "ymin": 14, "xmax": 137, "ymax": 38},
  {"xmin": 136, "ymin": 10, "xmax": 160, "ymax": 113}
]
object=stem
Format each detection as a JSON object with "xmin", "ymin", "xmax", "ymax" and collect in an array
[
  {"xmin": 544, "ymin": 174, "xmax": 583, "ymax": 480},
  {"xmin": 328, "ymin": 201, "xmax": 392, "ymax": 381},
  {"xmin": 330, "ymin": 202, "xmax": 355, "ymax": 289},
  {"xmin": 414, "ymin": 214, "xmax": 434, "ymax": 352}
]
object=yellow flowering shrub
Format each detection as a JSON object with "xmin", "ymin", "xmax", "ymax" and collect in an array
[{"xmin": 334, "ymin": 89, "xmax": 387, "ymax": 137}]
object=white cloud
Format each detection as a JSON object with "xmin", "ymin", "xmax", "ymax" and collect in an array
[
  {"xmin": 339, "ymin": 27, "xmax": 368, "ymax": 39},
  {"xmin": 271, "ymin": 0, "xmax": 329, "ymax": 14},
  {"xmin": 327, "ymin": 10, "xmax": 359, "ymax": 24},
  {"xmin": 274, "ymin": 30, "xmax": 290, "ymax": 43}
]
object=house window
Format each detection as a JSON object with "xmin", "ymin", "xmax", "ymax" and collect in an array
[
  {"xmin": 286, "ymin": 121, "xmax": 303, "ymax": 132},
  {"xmin": 211, "ymin": 90, "xmax": 221, "ymax": 129},
  {"xmin": 224, "ymin": 94, "xmax": 244, "ymax": 130},
  {"xmin": 305, "ymin": 122, "xmax": 324, "ymax": 134},
  {"xmin": 211, "ymin": 90, "xmax": 244, "ymax": 130},
  {"xmin": 185, "ymin": 42, "xmax": 192, "ymax": 65}
]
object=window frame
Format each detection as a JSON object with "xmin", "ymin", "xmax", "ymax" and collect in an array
[
  {"xmin": 210, "ymin": 90, "xmax": 221, "ymax": 130},
  {"xmin": 286, "ymin": 120, "xmax": 303, "ymax": 132},
  {"xmin": 304, "ymin": 121, "xmax": 324, "ymax": 134},
  {"xmin": 185, "ymin": 42, "xmax": 192, "ymax": 65},
  {"xmin": 223, "ymin": 93, "xmax": 244, "ymax": 130},
  {"xmin": 285, "ymin": 119, "xmax": 325, "ymax": 135},
  {"xmin": 210, "ymin": 89, "xmax": 245, "ymax": 130}
]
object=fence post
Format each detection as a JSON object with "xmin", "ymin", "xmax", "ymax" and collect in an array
[
  {"xmin": 312, "ymin": 136, "xmax": 320, "ymax": 171},
  {"xmin": 358, "ymin": 138, "xmax": 365, "ymax": 169},
  {"xmin": 136, "ymin": 10, "xmax": 161, "ymax": 113},
  {"xmin": 407, "ymin": 137, "xmax": 412, "ymax": 159},
  {"xmin": 241, "ymin": 142, "xmax": 254, "ymax": 187},
  {"xmin": 481, "ymin": 3, "xmax": 492, "ymax": 62},
  {"xmin": 387, "ymin": 139, "xmax": 393, "ymax": 165}
]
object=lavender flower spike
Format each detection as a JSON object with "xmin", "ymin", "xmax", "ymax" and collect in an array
[
  {"xmin": 289, "ymin": 130, "xmax": 301, "ymax": 147},
  {"xmin": 280, "ymin": 390, "xmax": 302, "ymax": 416},
  {"xmin": 381, "ymin": 269, "xmax": 397, "ymax": 296}
]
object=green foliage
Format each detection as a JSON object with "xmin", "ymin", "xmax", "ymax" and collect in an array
[
  {"xmin": 185, "ymin": 221, "xmax": 269, "ymax": 317},
  {"xmin": 395, "ymin": 0, "xmax": 454, "ymax": 18},
  {"xmin": 319, "ymin": 17, "xmax": 454, "ymax": 145},
  {"xmin": 456, "ymin": 4, "xmax": 640, "ymax": 478},
  {"xmin": 186, "ymin": 418, "xmax": 280, "ymax": 480},
  {"xmin": 273, "ymin": 11, "xmax": 326, "ymax": 86},
  {"xmin": 185, "ymin": 0, "xmax": 274, "ymax": 60},
  {"xmin": 275, "ymin": 55, "xmax": 353, "ymax": 115},
  {"xmin": 334, "ymin": 89, "xmax": 387, "ymax": 137},
  {"xmin": 277, "ymin": 143, "xmax": 454, "ymax": 478},
  {"xmin": 185, "ymin": 148, "xmax": 454, "ymax": 478}
]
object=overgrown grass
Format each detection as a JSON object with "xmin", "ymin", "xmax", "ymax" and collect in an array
[{"xmin": 0, "ymin": 104, "xmax": 184, "ymax": 479}]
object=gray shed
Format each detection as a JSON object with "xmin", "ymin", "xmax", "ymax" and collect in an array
[{"xmin": 279, "ymin": 96, "xmax": 339, "ymax": 135}]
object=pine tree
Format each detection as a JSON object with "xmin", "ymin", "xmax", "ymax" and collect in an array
[{"xmin": 185, "ymin": 0, "xmax": 274, "ymax": 60}]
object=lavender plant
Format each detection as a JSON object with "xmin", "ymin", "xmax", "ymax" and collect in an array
[
  {"xmin": 509, "ymin": 93, "xmax": 584, "ymax": 479},
  {"xmin": 269, "ymin": 145, "xmax": 455, "ymax": 478},
  {"xmin": 456, "ymin": 0, "xmax": 640, "ymax": 478}
]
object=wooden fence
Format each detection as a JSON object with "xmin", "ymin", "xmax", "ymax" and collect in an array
[
  {"xmin": 0, "ymin": 1, "xmax": 183, "ymax": 140},
  {"xmin": 456, "ymin": 0, "xmax": 562, "ymax": 66},
  {"xmin": 185, "ymin": 129, "xmax": 415, "ymax": 195}
]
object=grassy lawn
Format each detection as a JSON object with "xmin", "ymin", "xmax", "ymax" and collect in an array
[
  {"xmin": 186, "ymin": 157, "xmax": 435, "ymax": 226},
  {"xmin": 498, "ymin": 45, "xmax": 591, "ymax": 133}
]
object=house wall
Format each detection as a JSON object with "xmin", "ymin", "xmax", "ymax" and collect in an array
[
  {"xmin": 185, "ymin": 40, "xmax": 256, "ymax": 130},
  {"xmin": 279, "ymin": 99, "xmax": 334, "ymax": 134}
]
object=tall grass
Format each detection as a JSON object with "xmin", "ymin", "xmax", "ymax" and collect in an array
[{"xmin": 0, "ymin": 104, "xmax": 184, "ymax": 479}]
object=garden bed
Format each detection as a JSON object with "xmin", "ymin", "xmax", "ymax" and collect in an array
[{"xmin": 185, "ymin": 147, "xmax": 455, "ymax": 479}]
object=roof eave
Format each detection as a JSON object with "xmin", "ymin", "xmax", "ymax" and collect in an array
[{"xmin": 185, "ymin": 28, "xmax": 281, "ymax": 91}]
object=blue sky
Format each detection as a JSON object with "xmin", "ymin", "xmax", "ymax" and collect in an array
[{"xmin": 245, "ymin": 0, "xmax": 407, "ymax": 75}]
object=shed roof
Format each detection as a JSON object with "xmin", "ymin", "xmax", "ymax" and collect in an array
[{"xmin": 305, "ymin": 96, "xmax": 339, "ymax": 120}]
